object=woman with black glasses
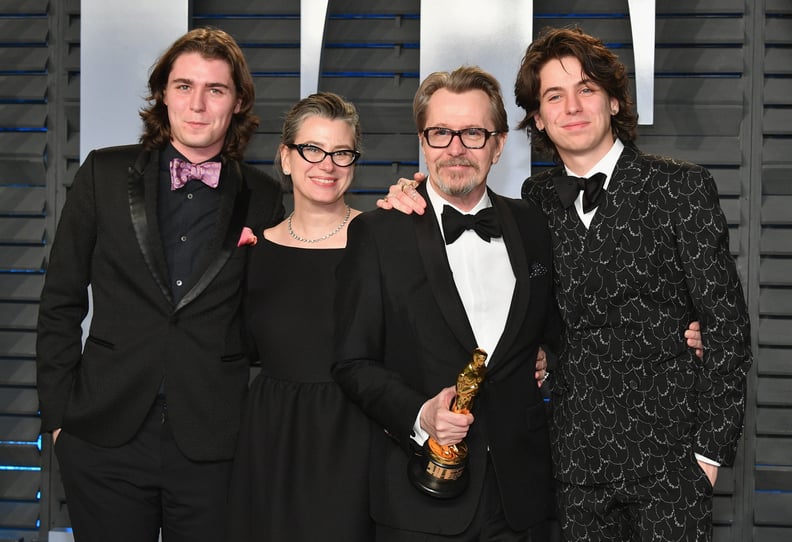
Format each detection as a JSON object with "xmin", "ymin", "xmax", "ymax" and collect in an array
[{"xmin": 227, "ymin": 92, "xmax": 371, "ymax": 541}]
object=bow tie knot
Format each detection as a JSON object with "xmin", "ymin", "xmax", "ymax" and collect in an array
[
  {"xmin": 553, "ymin": 172, "xmax": 607, "ymax": 213},
  {"xmin": 170, "ymin": 158, "xmax": 222, "ymax": 191},
  {"xmin": 441, "ymin": 205, "xmax": 502, "ymax": 245}
]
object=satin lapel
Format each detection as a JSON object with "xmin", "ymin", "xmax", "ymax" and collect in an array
[
  {"xmin": 128, "ymin": 150, "xmax": 173, "ymax": 303},
  {"xmin": 585, "ymin": 145, "xmax": 645, "ymax": 265},
  {"xmin": 486, "ymin": 190, "xmax": 530, "ymax": 372},
  {"xmin": 175, "ymin": 159, "xmax": 247, "ymax": 312},
  {"xmin": 413, "ymin": 184, "xmax": 477, "ymax": 351}
]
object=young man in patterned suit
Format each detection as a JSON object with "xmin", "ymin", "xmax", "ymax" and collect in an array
[
  {"xmin": 381, "ymin": 27, "xmax": 750, "ymax": 542},
  {"xmin": 512, "ymin": 27, "xmax": 751, "ymax": 541}
]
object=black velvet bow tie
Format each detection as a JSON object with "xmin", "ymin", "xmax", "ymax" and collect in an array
[
  {"xmin": 553, "ymin": 172, "xmax": 607, "ymax": 213},
  {"xmin": 441, "ymin": 205, "xmax": 502, "ymax": 245}
]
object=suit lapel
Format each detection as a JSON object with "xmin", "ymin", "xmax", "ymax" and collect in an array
[
  {"xmin": 175, "ymin": 159, "xmax": 248, "ymax": 312},
  {"xmin": 586, "ymin": 145, "xmax": 645, "ymax": 264},
  {"xmin": 128, "ymin": 150, "xmax": 173, "ymax": 303},
  {"xmin": 413, "ymin": 184, "xmax": 477, "ymax": 352},
  {"xmin": 536, "ymin": 166, "xmax": 587, "ymax": 264},
  {"xmin": 486, "ymin": 191, "xmax": 530, "ymax": 371}
]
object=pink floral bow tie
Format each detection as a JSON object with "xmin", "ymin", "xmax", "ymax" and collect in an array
[{"xmin": 169, "ymin": 158, "xmax": 222, "ymax": 190}]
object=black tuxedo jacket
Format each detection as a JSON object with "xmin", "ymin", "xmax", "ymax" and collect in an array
[
  {"xmin": 333, "ymin": 185, "xmax": 560, "ymax": 535},
  {"xmin": 522, "ymin": 144, "xmax": 752, "ymax": 485},
  {"xmin": 36, "ymin": 144, "xmax": 283, "ymax": 461}
]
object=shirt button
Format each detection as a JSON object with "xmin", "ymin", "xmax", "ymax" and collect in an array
[
  {"xmin": 175, "ymin": 280, "xmax": 183, "ymax": 287},
  {"xmin": 180, "ymin": 235, "xmax": 187, "ymax": 242},
  {"xmin": 187, "ymin": 193, "xmax": 194, "ymax": 200}
]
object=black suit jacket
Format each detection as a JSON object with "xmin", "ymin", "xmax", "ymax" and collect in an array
[
  {"xmin": 333, "ymin": 184, "xmax": 560, "ymax": 535},
  {"xmin": 522, "ymin": 144, "xmax": 752, "ymax": 485},
  {"xmin": 36, "ymin": 144, "xmax": 283, "ymax": 461}
]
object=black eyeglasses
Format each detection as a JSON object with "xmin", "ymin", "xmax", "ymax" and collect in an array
[
  {"xmin": 422, "ymin": 127, "xmax": 499, "ymax": 149},
  {"xmin": 287, "ymin": 143, "xmax": 361, "ymax": 167}
]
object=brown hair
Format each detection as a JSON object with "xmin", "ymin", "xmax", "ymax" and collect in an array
[
  {"xmin": 413, "ymin": 65, "xmax": 509, "ymax": 134},
  {"xmin": 514, "ymin": 26, "xmax": 637, "ymax": 162},
  {"xmin": 139, "ymin": 27, "xmax": 258, "ymax": 160},
  {"xmin": 274, "ymin": 92, "xmax": 362, "ymax": 188}
]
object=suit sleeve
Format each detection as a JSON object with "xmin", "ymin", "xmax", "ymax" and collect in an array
[
  {"xmin": 332, "ymin": 216, "xmax": 427, "ymax": 446},
  {"xmin": 675, "ymin": 166, "xmax": 752, "ymax": 466},
  {"xmin": 240, "ymin": 167, "xmax": 284, "ymax": 364},
  {"xmin": 36, "ymin": 152, "xmax": 99, "ymax": 432},
  {"xmin": 244, "ymin": 167, "xmax": 284, "ymax": 232}
]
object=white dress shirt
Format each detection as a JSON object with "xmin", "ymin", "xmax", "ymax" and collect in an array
[
  {"xmin": 412, "ymin": 181, "xmax": 515, "ymax": 444},
  {"xmin": 569, "ymin": 138, "xmax": 623, "ymax": 228}
]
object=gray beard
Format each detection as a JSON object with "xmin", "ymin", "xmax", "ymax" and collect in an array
[{"xmin": 433, "ymin": 176, "xmax": 477, "ymax": 198}]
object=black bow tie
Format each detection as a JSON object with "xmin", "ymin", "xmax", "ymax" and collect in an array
[
  {"xmin": 553, "ymin": 172, "xmax": 607, "ymax": 213},
  {"xmin": 441, "ymin": 205, "xmax": 502, "ymax": 245}
]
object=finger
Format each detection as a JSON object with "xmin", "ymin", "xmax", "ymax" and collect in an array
[
  {"xmin": 376, "ymin": 196, "xmax": 393, "ymax": 209},
  {"xmin": 400, "ymin": 180, "xmax": 417, "ymax": 193},
  {"xmin": 397, "ymin": 177, "xmax": 414, "ymax": 190}
]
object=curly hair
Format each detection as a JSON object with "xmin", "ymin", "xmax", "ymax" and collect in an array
[
  {"xmin": 514, "ymin": 26, "xmax": 637, "ymax": 162},
  {"xmin": 139, "ymin": 27, "xmax": 258, "ymax": 160},
  {"xmin": 274, "ymin": 92, "xmax": 362, "ymax": 189},
  {"xmin": 413, "ymin": 65, "xmax": 509, "ymax": 135}
]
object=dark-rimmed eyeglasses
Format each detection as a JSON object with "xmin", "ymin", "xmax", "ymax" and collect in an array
[
  {"xmin": 422, "ymin": 127, "xmax": 499, "ymax": 149},
  {"xmin": 287, "ymin": 143, "xmax": 361, "ymax": 167}
]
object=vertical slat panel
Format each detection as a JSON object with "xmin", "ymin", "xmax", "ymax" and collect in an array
[
  {"xmin": 0, "ymin": 0, "xmax": 50, "ymax": 540},
  {"xmin": 753, "ymin": 1, "xmax": 792, "ymax": 539}
]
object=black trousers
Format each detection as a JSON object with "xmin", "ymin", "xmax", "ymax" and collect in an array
[
  {"xmin": 55, "ymin": 397, "xmax": 233, "ymax": 542},
  {"xmin": 557, "ymin": 460, "xmax": 713, "ymax": 542},
  {"xmin": 376, "ymin": 457, "xmax": 553, "ymax": 542}
]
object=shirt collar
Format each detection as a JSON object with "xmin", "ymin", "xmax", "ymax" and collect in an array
[{"xmin": 565, "ymin": 138, "xmax": 624, "ymax": 191}]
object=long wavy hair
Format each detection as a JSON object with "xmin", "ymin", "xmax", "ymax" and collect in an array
[
  {"xmin": 514, "ymin": 26, "xmax": 638, "ymax": 163},
  {"xmin": 139, "ymin": 27, "xmax": 258, "ymax": 161}
]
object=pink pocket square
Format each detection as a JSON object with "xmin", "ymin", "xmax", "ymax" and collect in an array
[{"xmin": 237, "ymin": 227, "xmax": 258, "ymax": 247}]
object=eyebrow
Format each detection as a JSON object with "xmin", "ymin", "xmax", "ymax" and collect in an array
[
  {"xmin": 300, "ymin": 140, "xmax": 356, "ymax": 151},
  {"xmin": 171, "ymin": 78, "xmax": 232, "ymax": 90},
  {"xmin": 541, "ymin": 78, "xmax": 594, "ymax": 98}
]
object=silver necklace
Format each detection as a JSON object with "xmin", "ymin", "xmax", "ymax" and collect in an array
[{"xmin": 287, "ymin": 204, "xmax": 351, "ymax": 243}]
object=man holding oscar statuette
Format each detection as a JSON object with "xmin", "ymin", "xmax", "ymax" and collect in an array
[{"xmin": 333, "ymin": 66, "xmax": 561, "ymax": 541}]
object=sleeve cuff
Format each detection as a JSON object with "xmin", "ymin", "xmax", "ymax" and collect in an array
[
  {"xmin": 411, "ymin": 404, "xmax": 429, "ymax": 446},
  {"xmin": 695, "ymin": 453, "xmax": 721, "ymax": 467}
]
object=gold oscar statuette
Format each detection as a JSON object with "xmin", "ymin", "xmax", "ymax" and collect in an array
[{"xmin": 408, "ymin": 348, "xmax": 487, "ymax": 498}]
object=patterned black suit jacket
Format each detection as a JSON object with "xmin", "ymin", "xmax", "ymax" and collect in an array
[{"xmin": 522, "ymin": 143, "xmax": 752, "ymax": 485}]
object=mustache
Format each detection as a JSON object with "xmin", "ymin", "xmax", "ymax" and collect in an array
[{"xmin": 438, "ymin": 159, "xmax": 477, "ymax": 169}]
